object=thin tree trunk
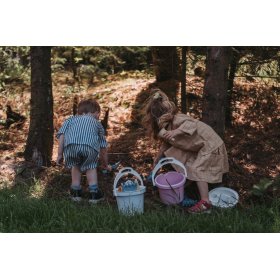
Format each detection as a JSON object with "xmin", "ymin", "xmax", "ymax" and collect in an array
[
  {"xmin": 181, "ymin": 46, "xmax": 187, "ymax": 113},
  {"xmin": 225, "ymin": 51, "xmax": 239, "ymax": 127},
  {"xmin": 73, "ymin": 94, "xmax": 78, "ymax": 115},
  {"xmin": 202, "ymin": 47, "xmax": 232, "ymax": 139},
  {"xmin": 71, "ymin": 47, "xmax": 78, "ymax": 81},
  {"xmin": 24, "ymin": 47, "xmax": 53, "ymax": 167}
]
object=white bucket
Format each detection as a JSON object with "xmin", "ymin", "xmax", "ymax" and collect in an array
[{"xmin": 113, "ymin": 167, "xmax": 146, "ymax": 215}]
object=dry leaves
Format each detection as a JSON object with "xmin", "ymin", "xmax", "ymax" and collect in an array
[{"xmin": 0, "ymin": 72, "xmax": 279, "ymax": 203}]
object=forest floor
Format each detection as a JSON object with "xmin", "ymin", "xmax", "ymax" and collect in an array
[{"xmin": 0, "ymin": 70, "xmax": 279, "ymax": 207}]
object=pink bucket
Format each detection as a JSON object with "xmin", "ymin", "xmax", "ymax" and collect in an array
[
  {"xmin": 155, "ymin": 171, "xmax": 186, "ymax": 205},
  {"xmin": 152, "ymin": 158, "xmax": 187, "ymax": 205}
]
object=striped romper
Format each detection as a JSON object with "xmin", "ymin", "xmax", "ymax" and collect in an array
[{"xmin": 56, "ymin": 114, "xmax": 107, "ymax": 172}]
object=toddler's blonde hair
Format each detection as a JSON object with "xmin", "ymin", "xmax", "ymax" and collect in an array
[{"xmin": 142, "ymin": 89, "xmax": 177, "ymax": 140}]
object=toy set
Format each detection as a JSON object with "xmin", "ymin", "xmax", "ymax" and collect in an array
[{"xmin": 110, "ymin": 157, "xmax": 238, "ymax": 215}]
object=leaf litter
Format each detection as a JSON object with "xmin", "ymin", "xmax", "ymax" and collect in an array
[{"xmin": 0, "ymin": 72, "xmax": 279, "ymax": 205}]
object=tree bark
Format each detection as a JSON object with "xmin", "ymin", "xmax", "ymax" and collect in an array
[
  {"xmin": 71, "ymin": 47, "xmax": 78, "ymax": 81},
  {"xmin": 202, "ymin": 47, "xmax": 232, "ymax": 139},
  {"xmin": 181, "ymin": 46, "xmax": 187, "ymax": 113},
  {"xmin": 151, "ymin": 46, "xmax": 179, "ymax": 104},
  {"xmin": 151, "ymin": 46, "xmax": 178, "ymax": 81},
  {"xmin": 24, "ymin": 47, "xmax": 53, "ymax": 167},
  {"xmin": 225, "ymin": 51, "xmax": 239, "ymax": 128}
]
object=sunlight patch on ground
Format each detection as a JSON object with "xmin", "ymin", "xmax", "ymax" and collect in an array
[{"xmin": 29, "ymin": 179, "xmax": 45, "ymax": 199}]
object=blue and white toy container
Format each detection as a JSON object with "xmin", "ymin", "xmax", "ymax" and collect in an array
[{"xmin": 113, "ymin": 167, "xmax": 146, "ymax": 215}]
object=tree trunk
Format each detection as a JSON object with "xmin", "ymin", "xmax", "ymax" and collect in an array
[
  {"xmin": 24, "ymin": 47, "xmax": 53, "ymax": 167},
  {"xmin": 202, "ymin": 47, "xmax": 232, "ymax": 139},
  {"xmin": 181, "ymin": 46, "xmax": 187, "ymax": 113},
  {"xmin": 71, "ymin": 47, "xmax": 78, "ymax": 81},
  {"xmin": 225, "ymin": 51, "xmax": 239, "ymax": 127},
  {"xmin": 151, "ymin": 46, "xmax": 178, "ymax": 81},
  {"xmin": 151, "ymin": 46, "xmax": 179, "ymax": 104}
]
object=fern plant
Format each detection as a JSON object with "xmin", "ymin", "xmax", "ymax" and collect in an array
[{"xmin": 251, "ymin": 178, "xmax": 276, "ymax": 197}]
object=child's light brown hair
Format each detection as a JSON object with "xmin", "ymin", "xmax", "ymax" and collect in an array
[
  {"xmin": 77, "ymin": 99, "xmax": 100, "ymax": 115},
  {"xmin": 142, "ymin": 89, "xmax": 178, "ymax": 140}
]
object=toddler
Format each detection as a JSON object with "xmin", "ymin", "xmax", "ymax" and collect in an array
[{"xmin": 56, "ymin": 99, "xmax": 111, "ymax": 203}]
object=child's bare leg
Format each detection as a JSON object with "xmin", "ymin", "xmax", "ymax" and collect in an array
[
  {"xmin": 196, "ymin": 181, "xmax": 209, "ymax": 202},
  {"xmin": 86, "ymin": 168, "xmax": 98, "ymax": 186},
  {"xmin": 71, "ymin": 166, "xmax": 82, "ymax": 186},
  {"xmin": 86, "ymin": 168, "xmax": 103, "ymax": 202},
  {"xmin": 70, "ymin": 166, "xmax": 82, "ymax": 201}
]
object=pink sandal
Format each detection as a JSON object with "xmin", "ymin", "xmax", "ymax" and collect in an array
[{"xmin": 187, "ymin": 200, "xmax": 212, "ymax": 214}]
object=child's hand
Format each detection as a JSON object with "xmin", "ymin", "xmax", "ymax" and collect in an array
[
  {"xmin": 56, "ymin": 154, "xmax": 64, "ymax": 165},
  {"xmin": 101, "ymin": 161, "xmax": 120, "ymax": 174},
  {"xmin": 101, "ymin": 164, "xmax": 112, "ymax": 174},
  {"xmin": 162, "ymin": 129, "xmax": 180, "ymax": 141},
  {"xmin": 101, "ymin": 164, "xmax": 112, "ymax": 171}
]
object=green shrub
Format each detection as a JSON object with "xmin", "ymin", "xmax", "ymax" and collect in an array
[{"xmin": 0, "ymin": 47, "xmax": 30, "ymax": 91}]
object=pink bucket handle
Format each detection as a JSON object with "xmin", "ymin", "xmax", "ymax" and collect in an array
[
  {"xmin": 113, "ymin": 167, "xmax": 144, "ymax": 196},
  {"xmin": 151, "ymin": 157, "xmax": 187, "ymax": 186}
]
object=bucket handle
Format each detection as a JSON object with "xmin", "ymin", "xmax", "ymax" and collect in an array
[
  {"xmin": 151, "ymin": 157, "xmax": 187, "ymax": 186},
  {"xmin": 113, "ymin": 167, "xmax": 144, "ymax": 196}
]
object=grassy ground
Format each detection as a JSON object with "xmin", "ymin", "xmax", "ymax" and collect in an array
[{"xmin": 1, "ymin": 181, "xmax": 280, "ymax": 233}]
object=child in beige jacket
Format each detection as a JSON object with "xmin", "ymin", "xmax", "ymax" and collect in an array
[{"xmin": 143, "ymin": 89, "xmax": 229, "ymax": 213}]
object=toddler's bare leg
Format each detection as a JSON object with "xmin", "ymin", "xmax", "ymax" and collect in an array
[
  {"xmin": 86, "ymin": 168, "xmax": 98, "ymax": 186},
  {"xmin": 196, "ymin": 181, "xmax": 209, "ymax": 202},
  {"xmin": 71, "ymin": 166, "xmax": 82, "ymax": 186}
]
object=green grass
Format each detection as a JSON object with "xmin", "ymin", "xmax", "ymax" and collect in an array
[{"xmin": 0, "ymin": 185, "xmax": 280, "ymax": 233}]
